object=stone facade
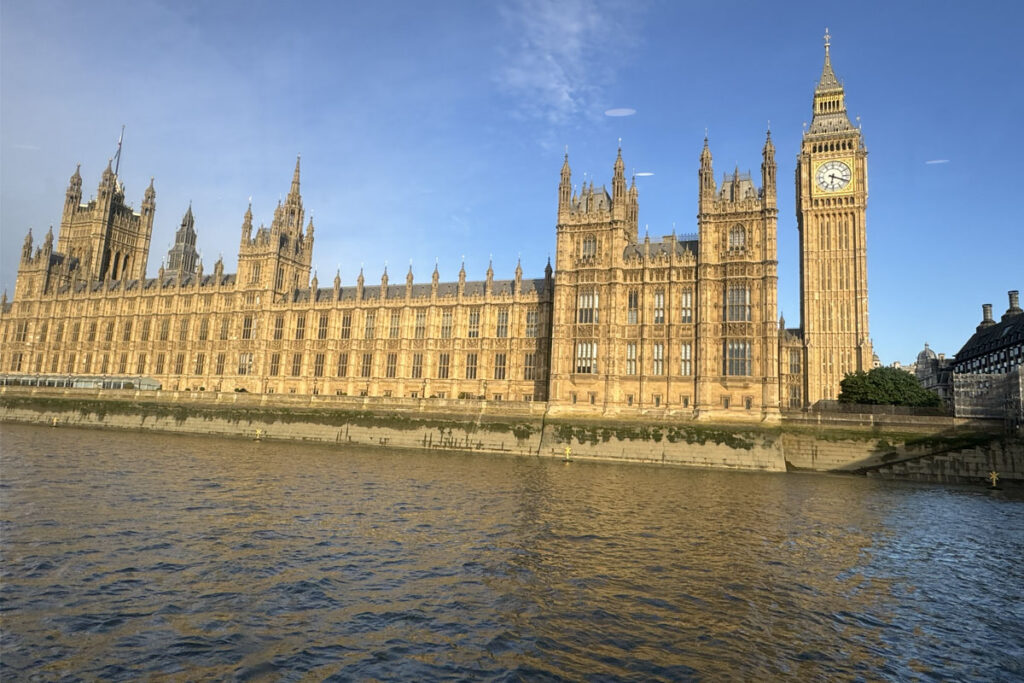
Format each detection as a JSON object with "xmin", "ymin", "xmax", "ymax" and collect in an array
[{"xmin": 0, "ymin": 35, "xmax": 871, "ymax": 417}]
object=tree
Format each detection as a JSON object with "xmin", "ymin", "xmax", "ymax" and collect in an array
[{"xmin": 838, "ymin": 367, "xmax": 942, "ymax": 407}]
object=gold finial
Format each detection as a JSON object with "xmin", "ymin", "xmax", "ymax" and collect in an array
[
  {"xmin": 824, "ymin": 27, "xmax": 831, "ymax": 53},
  {"xmin": 618, "ymin": 137, "xmax": 622, "ymax": 149}
]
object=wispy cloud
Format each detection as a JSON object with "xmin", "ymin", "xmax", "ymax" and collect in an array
[
  {"xmin": 605, "ymin": 108, "xmax": 636, "ymax": 117},
  {"xmin": 496, "ymin": 0, "xmax": 640, "ymax": 124},
  {"xmin": 925, "ymin": 159, "xmax": 950, "ymax": 164}
]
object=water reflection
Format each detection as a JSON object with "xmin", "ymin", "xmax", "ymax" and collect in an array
[{"xmin": 1, "ymin": 424, "xmax": 1021, "ymax": 680}]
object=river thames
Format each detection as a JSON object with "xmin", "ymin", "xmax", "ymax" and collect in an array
[{"xmin": 1, "ymin": 424, "xmax": 1022, "ymax": 680}]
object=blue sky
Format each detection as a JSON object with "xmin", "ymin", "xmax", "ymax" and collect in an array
[{"xmin": 2, "ymin": 0, "xmax": 1021, "ymax": 365}]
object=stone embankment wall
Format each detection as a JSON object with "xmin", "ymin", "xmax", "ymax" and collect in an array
[
  {"xmin": 2, "ymin": 388, "xmax": 1018, "ymax": 482},
  {"xmin": 0, "ymin": 389, "xmax": 546, "ymax": 457},
  {"xmin": 861, "ymin": 440, "xmax": 1024, "ymax": 484}
]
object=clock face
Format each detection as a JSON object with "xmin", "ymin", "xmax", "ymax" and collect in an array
[{"xmin": 815, "ymin": 160, "xmax": 852, "ymax": 192}]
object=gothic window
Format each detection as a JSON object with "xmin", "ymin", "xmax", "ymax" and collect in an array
[
  {"xmin": 361, "ymin": 353, "xmax": 373, "ymax": 378},
  {"xmin": 724, "ymin": 340, "xmax": 752, "ymax": 376},
  {"xmin": 465, "ymin": 353, "xmax": 478, "ymax": 379},
  {"xmin": 575, "ymin": 342, "xmax": 597, "ymax": 374},
  {"xmin": 122, "ymin": 321, "xmax": 132, "ymax": 342},
  {"xmin": 577, "ymin": 290, "xmax": 599, "ymax": 324},
  {"xmin": 194, "ymin": 353, "xmax": 206, "ymax": 375},
  {"xmin": 389, "ymin": 311, "xmax": 401, "ymax": 339},
  {"xmin": 272, "ymin": 315, "xmax": 283, "ymax": 340},
  {"xmin": 364, "ymin": 311, "xmax": 376, "ymax": 339},
  {"xmin": 441, "ymin": 310, "xmax": 453, "ymax": 339},
  {"xmin": 336, "ymin": 352, "xmax": 348, "ymax": 377},
  {"xmin": 415, "ymin": 310, "xmax": 426, "ymax": 339},
  {"xmin": 219, "ymin": 319, "xmax": 229, "ymax": 341},
  {"xmin": 156, "ymin": 320, "xmax": 168, "ymax": 342},
  {"xmin": 438, "ymin": 353, "xmax": 450, "ymax": 379},
  {"xmin": 729, "ymin": 225, "xmax": 746, "ymax": 250},
  {"xmin": 653, "ymin": 291, "xmax": 665, "ymax": 324},
  {"xmin": 118, "ymin": 353, "xmax": 128, "ymax": 374},
  {"xmin": 89, "ymin": 321, "xmax": 99, "ymax": 342},
  {"xmin": 295, "ymin": 314, "xmax": 306, "ymax": 340},
  {"xmin": 72, "ymin": 322, "xmax": 81, "ymax": 342},
  {"xmin": 467, "ymin": 309, "xmax": 480, "ymax": 338},
  {"xmin": 178, "ymin": 319, "xmax": 189, "ymax": 342},
  {"xmin": 275, "ymin": 267, "xmax": 284, "ymax": 290},
  {"xmin": 788, "ymin": 385, "xmax": 801, "ymax": 408},
  {"xmin": 680, "ymin": 289, "xmax": 693, "ymax": 323},
  {"xmin": 386, "ymin": 353, "xmax": 397, "ymax": 378},
  {"xmin": 411, "ymin": 353, "xmax": 423, "ymax": 379},
  {"xmin": 626, "ymin": 343, "xmax": 637, "ymax": 375},
  {"xmin": 38, "ymin": 322, "xmax": 48, "ymax": 343},
  {"xmin": 291, "ymin": 353, "xmax": 302, "ymax": 376},
  {"xmin": 789, "ymin": 350, "xmax": 801, "ymax": 375},
  {"xmin": 525, "ymin": 310, "xmax": 538, "ymax": 337},
  {"xmin": 523, "ymin": 353, "xmax": 536, "ymax": 380},
  {"xmin": 242, "ymin": 316, "xmax": 253, "ymax": 340},
  {"xmin": 726, "ymin": 285, "xmax": 751, "ymax": 321},
  {"xmin": 496, "ymin": 309, "xmax": 509, "ymax": 338},
  {"xmin": 215, "ymin": 353, "xmax": 225, "ymax": 375},
  {"xmin": 494, "ymin": 353, "xmax": 507, "ymax": 380},
  {"xmin": 340, "ymin": 312, "xmax": 351, "ymax": 339},
  {"xmin": 134, "ymin": 353, "xmax": 144, "ymax": 375},
  {"xmin": 622, "ymin": 290, "xmax": 638, "ymax": 325},
  {"xmin": 199, "ymin": 318, "xmax": 209, "ymax": 341},
  {"xmin": 680, "ymin": 342, "xmax": 692, "ymax": 375},
  {"xmin": 318, "ymin": 314, "xmax": 329, "ymax": 340},
  {"xmin": 582, "ymin": 235, "xmax": 597, "ymax": 258},
  {"xmin": 270, "ymin": 353, "xmax": 281, "ymax": 376},
  {"xmin": 238, "ymin": 353, "xmax": 253, "ymax": 376},
  {"xmin": 105, "ymin": 321, "xmax": 115, "ymax": 342},
  {"xmin": 652, "ymin": 343, "xmax": 664, "ymax": 375}
]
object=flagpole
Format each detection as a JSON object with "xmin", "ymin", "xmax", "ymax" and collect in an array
[{"xmin": 114, "ymin": 125, "xmax": 125, "ymax": 175}]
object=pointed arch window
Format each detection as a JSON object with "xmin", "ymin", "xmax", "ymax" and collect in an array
[
  {"xmin": 582, "ymin": 235, "xmax": 597, "ymax": 258},
  {"xmin": 729, "ymin": 224, "xmax": 746, "ymax": 250}
]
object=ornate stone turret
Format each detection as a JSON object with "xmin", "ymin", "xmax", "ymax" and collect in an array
[
  {"xmin": 761, "ymin": 129, "xmax": 776, "ymax": 198},
  {"xmin": 458, "ymin": 260, "xmax": 466, "ymax": 297},
  {"xmin": 21, "ymin": 229, "xmax": 33, "ymax": 261},
  {"xmin": 558, "ymin": 151, "xmax": 572, "ymax": 219},
  {"xmin": 699, "ymin": 136, "xmax": 715, "ymax": 200},
  {"xmin": 380, "ymin": 266, "xmax": 388, "ymax": 300},
  {"xmin": 485, "ymin": 259, "xmax": 494, "ymax": 295},
  {"xmin": 241, "ymin": 202, "xmax": 253, "ymax": 243},
  {"xmin": 406, "ymin": 264, "xmax": 414, "ymax": 298},
  {"xmin": 165, "ymin": 204, "xmax": 199, "ymax": 280},
  {"xmin": 333, "ymin": 269, "xmax": 341, "ymax": 300},
  {"xmin": 356, "ymin": 267, "xmax": 365, "ymax": 300},
  {"xmin": 612, "ymin": 145, "xmax": 626, "ymax": 213}
]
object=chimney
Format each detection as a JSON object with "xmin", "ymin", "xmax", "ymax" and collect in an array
[
  {"xmin": 1005, "ymin": 290, "xmax": 1022, "ymax": 320},
  {"xmin": 978, "ymin": 303, "xmax": 995, "ymax": 331}
]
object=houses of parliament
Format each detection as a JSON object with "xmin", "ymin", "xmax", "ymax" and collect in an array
[{"xmin": 0, "ymin": 35, "xmax": 872, "ymax": 421}]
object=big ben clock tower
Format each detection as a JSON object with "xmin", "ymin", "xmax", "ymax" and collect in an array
[{"xmin": 797, "ymin": 29, "xmax": 872, "ymax": 405}]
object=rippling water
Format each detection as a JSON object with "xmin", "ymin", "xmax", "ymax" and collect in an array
[{"xmin": 1, "ymin": 423, "xmax": 1022, "ymax": 680}]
